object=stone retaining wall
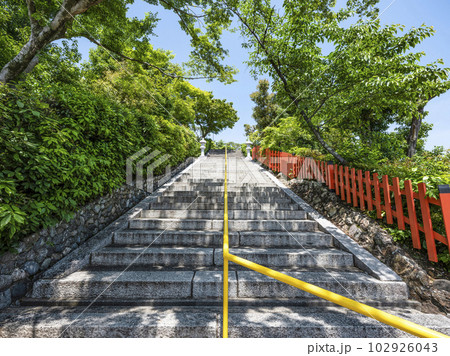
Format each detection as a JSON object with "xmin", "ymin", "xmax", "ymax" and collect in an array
[
  {"xmin": 287, "ymin": 178, "xmax": 450, "ymax": 314},
  {"xmin": 0, "ymin": 157, "xmax": 195, "ymax": 309}
]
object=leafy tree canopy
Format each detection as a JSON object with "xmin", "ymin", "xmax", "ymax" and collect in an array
[
  {"xmin": 0, "ymin": 0, "xmax": 237, "ymax": 84},
  {"xmin": 231, "ymin": 0, "xmax": 450, "ymax": 163}
]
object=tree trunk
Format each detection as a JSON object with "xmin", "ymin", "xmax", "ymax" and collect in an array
[
  {"xmin": 230, "ymin": 5, "xmax": 346, "ymax": 164},
  {"xmin": 0, "ymin": 37, "xmax": 48, "ymax": 83},
  {"xmin": 299, "ymin": 109, "xmax": 348, "ymax": 165},
  {"xmin": 406, "ymin": 107, "xmax": 424, "ymax": 158},
  {"xmin": 0, "ymin": 0, "xmax": 104, "ymax": 84}
]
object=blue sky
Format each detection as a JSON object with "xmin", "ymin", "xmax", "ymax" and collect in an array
[{"xmin": 75, "ymin": 0, "xmax": 450, "ymax": 149}]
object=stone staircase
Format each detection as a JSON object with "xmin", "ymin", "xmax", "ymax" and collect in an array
[{"xmin": 0, "ymin": 151, "xmax": 448, "ymax": 337}]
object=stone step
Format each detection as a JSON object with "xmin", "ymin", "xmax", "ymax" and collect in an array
[
  {"xmin": 149, "ymin": 202, "xmax": 300, "ymax": 210},
  {"xmin": 168, "ymin": 185, "xmax": 281, "ymax": 192},
  {"xmin": 0, "ymin": 306, "xmax": 218, "ymax": 337},
  {"xmin": 113, "ymin": 230, "xmax": 239, "ymax": 247},
  {"xmin": 239, "ymin": 231, "xmax": 334, "ymax": 248},
  {"xmin": 236, "ymin": 270, "xmax": 408, "ymax": 300},
  {"xmin": 2, "ymin": 305, "xmax": 447, "ymax": 338},
  {"xmin": 162, "ymin": 191, "xmax": 287, "ymax": 199},
  {"xmin": 140, "ymin": 209, "xmax": 307, "ymax": 220},
  {"xmin": 155, "ymin": 196, "xmax": 292, "ymax": 204},
  {"xmin": 129, "ymin": 218, "xmax": 318, "ymax": 232},
  {"xmin": 90, "ymin": 247, "xmax": 349, "ymax": 268},
  {"xmin": 91, "ymin": 247, "xmax": 215, "ymax": 267},
  {"xmin": 113, "ymin": 230, "xmax": 333, "ymax": 248},
  {"xmin": 214, "ymin": 248, "xmax": 353, "ymax": 268},
  {"xmin": 31, "ymin": 270, "xmax": 406, "ymax": 302},
  {"xmin": 178, "ymin": 178, "xmax": 274, "ymax": 184},
  {"xmin": 176, "ymin": 180, "xmax": 225, "ymax": 185},
  {"xmin": 31, "ymin": 271, "xmax": 237, "ymax": 300}
]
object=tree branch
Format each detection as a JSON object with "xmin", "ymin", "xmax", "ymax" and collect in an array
[
  {"xmin": 227, "ymin": 2, "xmax": 347, "ymax": 163},
  {"xmin": 159, "ymin": 0, "xmax": 206, "ymax": 18},
  {"xmin": 80, "ymin": 34, "xmax": 219, "ymax": 81},
  {"xmin": 26, "ymin": 0, "xmax": 41, "ymax": 37}
]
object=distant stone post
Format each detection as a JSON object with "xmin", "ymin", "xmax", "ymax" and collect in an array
[
  {"xmin": 245, "ymin": 140, "xmax": 252, "ymax": 160},
  {"xmin": 200, "ymin": 138, "xmax": 206, "ymax": 157}
]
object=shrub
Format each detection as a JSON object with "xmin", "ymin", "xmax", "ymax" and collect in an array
[{"xmin": 0, "ymin": 81, "xmax": 198, "ymax": 253}]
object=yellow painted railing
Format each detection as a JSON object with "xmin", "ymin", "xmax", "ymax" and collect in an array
[
  {"xmin": 222, "ymin": 147, "xmax": 449, "ymax": 338},
  {"xmin": 223, "ymin": 147, "xmax": 229, "ymax": 338}
]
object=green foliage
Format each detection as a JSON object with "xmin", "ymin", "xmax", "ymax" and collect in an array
[
  {"xmin": 250, "ymin": 79, "xmax": 279, "ymax": 132},
  {"xmin": 353, "ymin": 149, "xmax": 450, "ymax": 269},
  {"xmin": 209, "ymin": 140, "xmax": 241, "ymax": 150},
  {"xmin": 0, "ymin": 2, "xmax": 29, "ymax": 69},
  {"xmin": 0, "ymin": 0, "xmax": 237, "ymax": 83},
  {"xmin": 257, "ymin": 116, "xmax": 318, "ymax": 152},
  {"xmin": 234, "ymin": 0, "xmax": 450, "ymax": 164},
  {"xmin": 386, "ymin": 227, "xmax": 411, "ymax": 245},
  {"xmin": 0, "ymin": 52, "xmax": 203, "ymax": 252},
  {"xmin": 190, "ymin": 87, "xmax": 239, "ymax": 138},
  {"xmin": 374, "ymin": 149, "xmax": 450, "ymax": 199}
]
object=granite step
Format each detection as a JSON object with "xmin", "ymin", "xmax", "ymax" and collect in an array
[
  {"xmin": 167, "ymin": 185, "xmax": 282, "ymax": 193},
  {"xmin": 90, "ymin": 247, "xmax": 349, "ymax": 268},
  {"xmin": 128, "ymin": 218, "xmax": 318, "ymax": 231},
  {"xmin": 2, "ymin": 305, "xmax": 447, "ymax": 338},
  {"xmin": 113, "ymin": 230, "xmax": 239, "ymax": 247},
  {"xmin": 31, "ymin": 270, "xmax": 238, "ymax": 300},
  {"xmin": 155, "ymin": 196, "xmax": 292, "ymax": 204},
  {"xmin": 139, "ymin": 209, "xmax": 307, "ymax": 220},
  {"xmin": 149, "ymin": 202, "xmax": 300, "ymax": 210},
  {"xmin": 214, "ymin": 248, "xmax": 354, "ymax": 268},
  {"xmin": 235, "ymin": 270, "xmax": 408, "ymax": 300},
  {"xmin": 91, "ymin": 247, "xmax": 216, "ymax": 267},
  {"xmin": 31, "ymin": 270, "xmax": 407, "ymax": 302},
  {"xmin": 113, "ymin": 230, "xmax": 333, "ymax": 248},
  {"xmin": 161, "ymin": 191, "xmax": 287, "ymax": 199}
]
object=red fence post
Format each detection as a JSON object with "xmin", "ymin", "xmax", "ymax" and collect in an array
[
  {"xmin": 351, "ymin": 168, "xmax": 358, "ymax": 207},
  {"xmin": 318, "ymin": 160, "xmax": 322, "ymax": 182},
  {"xmin": 314, "ymin": 159, "xmax": 319, "ymax": 181},
  {"xmin": 438, "ymin": 185, "xmax": 450, "ymax": 255},
  {"xmin": 298, "ymin": 157, "xmax": 302, "ymax": 179},
  {"xmin": 404, "ymin": 180, "xmax": 421, "ymax": 250},
  {"xmin": 321, "ymin": 161, "xmax": 326, "ymax": 183},
  {"xmin": 365, "ymin": 171, "xmax": 373, "ymax": 211},
  {"xmin": 339, "ymin": 166, "xmax": 345, "ymax": 201},
  {"xmin": 418, "ymin": 183, "xmax": 438, "ymax": 262},
  {"xmin": 279, "ymin": 151, "xmax": 281, "ymax": 172},
  {"xmin": 392, "ymin": 177, "xmax": 405, "ymax": 230},
  {"xmin": 373, "ymin": 173, "xmax": 382, "ymax": 219},
  {"xmin": 344, "ymin": 167, "xmax": 351, "ymax": 204},
  {"xmin": 327, "ymin": 162, "xmax": 335, "ymax": 190},
  {"xmin": 382, "ymin": 175, "xmax": 394, "ymax": 225},
  {"xmin": 269, "ymin": 150, "xmax": 272, "ymax": 170},
  {"xmin": 357, "ymin": 170, "xmax": 365, "ymax": 210},
  {"xmin": 334, "ymin": 164, "xmax": 339, "ymax": 194}
]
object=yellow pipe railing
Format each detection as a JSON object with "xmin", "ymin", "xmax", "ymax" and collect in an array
[
  {"xmin": 223, "ymin": 147, "xmax": 229, "ymax": 338},
  {"xmin": 221, "ymin": 146, "xmax": 449, "ymax": 338}
]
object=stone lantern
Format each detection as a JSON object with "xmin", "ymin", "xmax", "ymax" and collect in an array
[
  {"xmin": 245, "ymin": 140, "xmax": 252, "ymax": 160},
  {"xmin": 200, "ymin": 138, "xmax": 206, "ymax": 157}
]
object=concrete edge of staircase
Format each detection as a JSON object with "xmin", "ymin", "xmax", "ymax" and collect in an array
[
  {"xmin": 38, "ymin": 156, "xmax": 203, "ymax": 281},
  {"xmin": 254, "ymin": 161, "xmax": 402, "ymax": 282}
]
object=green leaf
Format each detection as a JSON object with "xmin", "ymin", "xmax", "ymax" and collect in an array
[{"xmin": 0, "ymin": 214, "xmax": 11, "ymax": 229}]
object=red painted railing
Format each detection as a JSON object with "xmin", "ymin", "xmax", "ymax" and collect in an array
[{"xmin": 252, "ymin": 146, "xmax": 450, "ymax": 263}]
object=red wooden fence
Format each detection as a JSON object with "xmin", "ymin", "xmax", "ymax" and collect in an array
[{"xmin": 252, "ymin": 146, "xmax": 450, "ymax": 263}]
